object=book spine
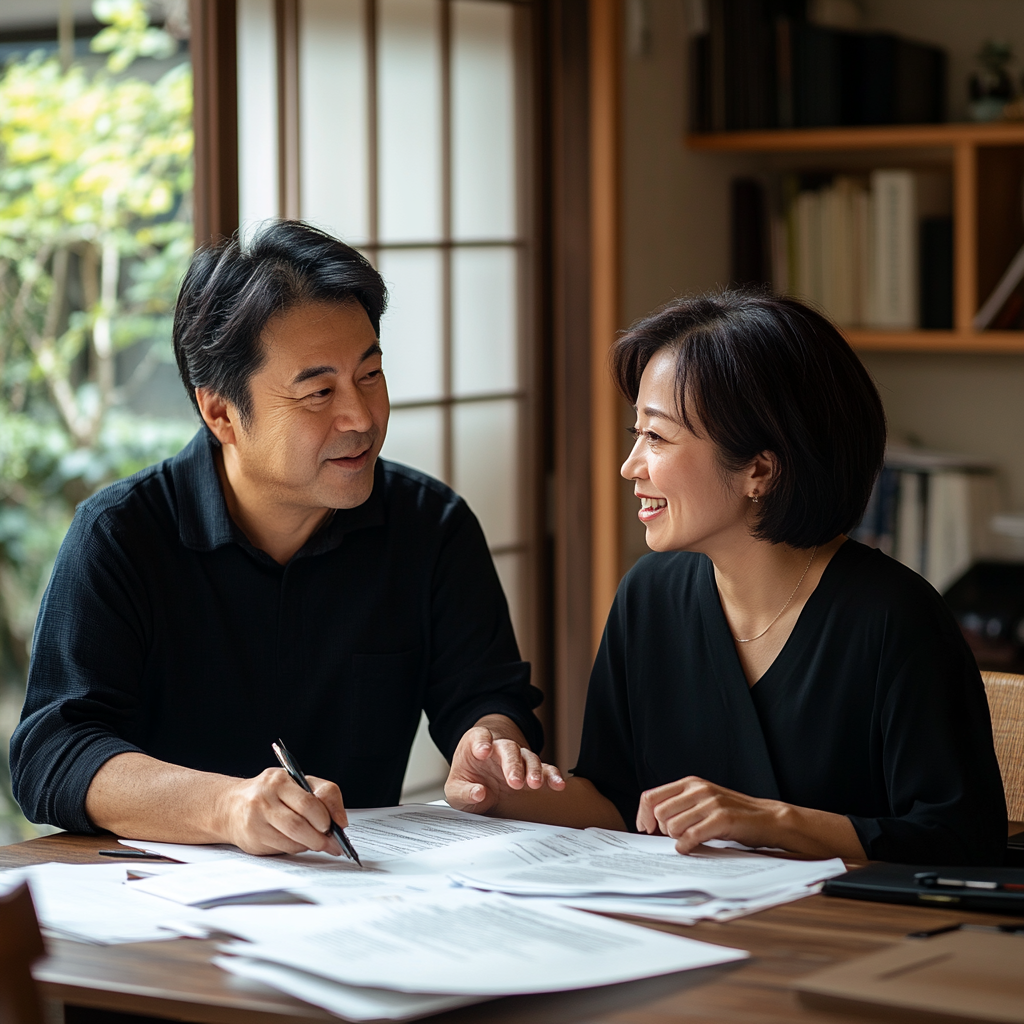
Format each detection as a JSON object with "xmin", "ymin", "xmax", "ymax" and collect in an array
[
  {"xmin": 869, "ymin": 169, "xmax": 919, "ymax": 329},
  {"xmin": 919, "ymin": 216, "xmax": 953, "ymax": 329}
]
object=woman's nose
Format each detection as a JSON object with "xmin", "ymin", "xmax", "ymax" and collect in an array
[{"xmin": 620, "ymin": 442, "xmax": 647, "ymax": 481}]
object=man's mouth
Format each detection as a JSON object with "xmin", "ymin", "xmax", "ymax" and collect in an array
[
  {"xmin": 637, "ymin": 495, "xmax": 667, "ymax": 522},
  {"xmin": 326, "ymin": 447, "xmax": 372, "ymax": 469}
]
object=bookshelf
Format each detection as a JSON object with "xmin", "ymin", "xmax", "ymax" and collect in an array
[{"xmin": 687, "ymin": 122, "xmax": 1024, "ymax": 353}]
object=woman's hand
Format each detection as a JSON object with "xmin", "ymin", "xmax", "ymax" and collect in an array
[
  {"xmin": 637, "ymin": 776, "xmax": 781, "ymax": 852},
  {"xmin": 636, "ymin": 776, "xmax": 866, "ymax": 860}
]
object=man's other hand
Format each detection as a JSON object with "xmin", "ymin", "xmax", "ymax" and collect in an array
[
  {"xmin": 219, "ymin": 768, "xmax": 348, "ymax": 855},
  {"xmin": 445, "ymin": 716, "xmax": 564, "ymax": 814}
]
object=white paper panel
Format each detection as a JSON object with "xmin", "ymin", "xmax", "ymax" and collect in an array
[
  {"xmin": 380, "ymin": 406, "xmax": 445, "ymax": 481},
  {"xmin": 237, "ymin": 0, "xmax": 279, "ymax": 233},
  {"xmin": 453, "ymin": 399, "xmax": 519, "ymax": 547},
  {"xmin": 491, "ymin": 550, "xmax": 524, "ymax": 650},
  {"xmin": 452, "ymin": 1, "xmax": 517, "ymax": 240},
  {"xmin": 299, "ymin": 0, "xmax": 368, "ymax": 244},
  {"xmin": 377, "ymin": 248, "xmax": 444, "ymax": 403},
  {"xmin": 378, "ymin": 0, "xmax": 443, "ymax": 242},
  {"xmin": 400, "ymin": 712, "xmax": 450, "ymax": 799},
  {"xmin": 453, "ymin": 246, "xmax": 518, "ymax": 395}
]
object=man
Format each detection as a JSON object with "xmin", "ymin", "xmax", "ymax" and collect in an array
[{"xmin": 11, "ymin": 221, "xmax": 562, "ymax": 855}]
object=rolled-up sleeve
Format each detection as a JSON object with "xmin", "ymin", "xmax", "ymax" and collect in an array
[{"xmin": 11, "ymin": 509, "xmax": 148, "ymax": 833}]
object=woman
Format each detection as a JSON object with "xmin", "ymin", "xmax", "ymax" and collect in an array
[{"xmin": 449, "ymin": 291, "xmax": 1007, "ymax": 865}]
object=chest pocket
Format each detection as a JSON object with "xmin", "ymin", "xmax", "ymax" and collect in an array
[{"xmin": 345, "ymin": 650, "xmax": 422, "ymax": 757}]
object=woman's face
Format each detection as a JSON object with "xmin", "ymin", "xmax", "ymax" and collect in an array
[{"xmin": 621, "ymin": 348, "xmax": 753, "ymax": 554}]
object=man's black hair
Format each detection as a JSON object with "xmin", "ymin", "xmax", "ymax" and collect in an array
[
  {"xmin": 610, "ymin": 291, "xmax": 887, "ymax": 549},
  {"xmin": 172, "ymin": 220, "xmax": 387, "ymax": 426}
]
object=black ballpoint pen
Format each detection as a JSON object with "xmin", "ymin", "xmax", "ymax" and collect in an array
[{"xmin": 272, "ymin": 739, "xmax": 362, "ymax": 867}]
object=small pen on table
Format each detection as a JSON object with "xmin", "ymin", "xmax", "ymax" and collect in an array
[
  {"xmin": 272, "ymin": 738, "xmax": 362, "ymax": 867},
  {"xmin": 914, "ymin": 872, "xmax": 1024, "ymax": 892}
]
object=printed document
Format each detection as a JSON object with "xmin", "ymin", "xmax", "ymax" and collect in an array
[
  {"xmin": 213, "ymin": 888, "xmax": 748, "ymax": 996},
  {"xmin": 447, "ymin": 828, "xmax": 845, "ymax": 897}
]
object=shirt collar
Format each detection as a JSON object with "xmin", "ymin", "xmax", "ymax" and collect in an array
[{"xmin": 172, "ymin": 428, "xmax": 386, "ymax": 558}]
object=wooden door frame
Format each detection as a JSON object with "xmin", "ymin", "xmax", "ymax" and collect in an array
[
  {"xmin": 189, "ymin": 0, "xmax": 240, "ymax": 244},
  {"xmin": 543, "ymin": 0, "xmax": 621, "ymax": 768}
]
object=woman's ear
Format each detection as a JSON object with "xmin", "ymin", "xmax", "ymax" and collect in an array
[
  {"xmin": 194, "ymin": 388, "xmax": 239, "ymax": 447},
  {"xmin": 746, "ymin": 450, "xmax": 779, "ymax": 498}
]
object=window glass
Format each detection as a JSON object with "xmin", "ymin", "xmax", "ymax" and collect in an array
[
  {"xmin": 378, "ymin": 0, "xmax": 443, "ymax": 242},
  {"xmin": 238, "ymin": 0, "xmax": 279, "ymax": 230},
  {"xmin": 378, "ymin": 248, "xmax": 445, "ymax": 404},
  {"xmin": 452, "ymin": 1, "xmax": 517, "ymax": 240},
  {"xmin": 300, "ymin": 0, "xmax": 369, "ymax": 243},
  {"xmin": 452, "ymin": 245, "xmax": 519, "ymax": 395},
  {"xmin": 453, "ymin": 399, "xmax": 519, "ymax": 547},
  {"xmin": 381, "ymin": 406, "xmax": 446, "ymax": 481}
]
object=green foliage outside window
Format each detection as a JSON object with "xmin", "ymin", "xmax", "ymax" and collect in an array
[{"xmin": 0, "ymin": 0, "xmax": 197, "ymax": 837}]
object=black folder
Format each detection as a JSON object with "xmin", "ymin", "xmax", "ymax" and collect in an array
[{"xmin": 823, "ymin": 862, "xmax": 1024, "ymax": 915}]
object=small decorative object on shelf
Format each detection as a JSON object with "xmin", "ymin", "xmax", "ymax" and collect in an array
[{"xmin": 968, "ymin": 41, "xmax": 1019, "ymax": 122}]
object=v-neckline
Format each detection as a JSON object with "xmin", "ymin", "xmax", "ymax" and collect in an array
[
  {"xmin": 693, "ymin": 542, "xmax": 853, "ymax": 801},
  {"xmin": 709, "ymin": 540, "xmax": 850, "ymax": 692}
]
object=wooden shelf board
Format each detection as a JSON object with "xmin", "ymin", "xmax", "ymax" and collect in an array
[
  {"xmin": 687, "ymin": 122, "xmax": 1024, "ymax": 153},
  {"xmin": 846, "ymin": 329, "xmax": 1024, "ymax": 353}
]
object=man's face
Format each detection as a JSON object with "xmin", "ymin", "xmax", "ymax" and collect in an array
[{"xmin": 230, "ymin": 300, "xmax": 389, "ymax": 513}]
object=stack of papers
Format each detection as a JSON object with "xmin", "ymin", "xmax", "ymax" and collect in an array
[
  {"xmin": 442, "ymin": 828, "xmax": 845, "ymax": 925},
  {"xmin": 3, "ymin": 805, "xmax": 844, "ymax": 1020}
]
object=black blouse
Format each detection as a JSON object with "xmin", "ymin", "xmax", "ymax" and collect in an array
[{"xmin": 573, "ymin": 540, "xmax": 1007, "ymax": 865}]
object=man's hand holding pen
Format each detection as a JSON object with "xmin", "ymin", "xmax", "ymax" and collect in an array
[{"xmin": 216, "ymin": 767, "xmax": 348, "ymax": 857}]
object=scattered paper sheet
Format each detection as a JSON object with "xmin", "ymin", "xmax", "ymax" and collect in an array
[
  {"xmin": 448, "ymin": 828, "xmax": 846, "ymax": 897},
  {"xmin": 213, "ymin": 888, "xmax": 748, "ymax": 996},
  {"xmin": 553, "ymin": 882, "xmax": 825, "ymax": 925},
  {"xmin": 127, "ymin": 861, "xmax": 299, "ymax": 906},
  {"xmin": 0, "ymin": 863, "xmax": 192, "ymax": 944},
  {"xmin": 214, "ymin": 956, "xmax": 483, "ymax": 1021}
]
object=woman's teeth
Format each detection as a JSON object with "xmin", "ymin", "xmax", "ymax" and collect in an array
[{"xmin": 639, "ymin": 497, "xmax": 666, "ymax": 510}]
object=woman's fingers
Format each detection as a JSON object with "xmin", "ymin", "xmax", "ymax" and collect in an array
[{"xmin": 638, "ymin": 776, "xmax": 702, "ymax": 833}]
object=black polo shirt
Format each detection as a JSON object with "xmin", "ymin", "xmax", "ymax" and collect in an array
[{"xmin": 11, "ymin": 429, "xmax": 542, "ymax": 833}]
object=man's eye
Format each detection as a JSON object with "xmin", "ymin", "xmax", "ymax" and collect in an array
[
  {"xmin": 364, "ymin": 369, "xmax": 383, "ymax": 382},
  {"xmin": 307, "ymin": 388, "xmax": 331, "ymax": 399}
]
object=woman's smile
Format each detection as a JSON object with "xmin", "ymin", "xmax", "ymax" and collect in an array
[{"xmin": 637, "ymin": 494, "xmax": 667, "ymax": 522}]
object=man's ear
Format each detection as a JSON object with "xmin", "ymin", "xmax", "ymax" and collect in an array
[{"xmin": 195, "ymin": 388, "xmax": 240, "ymax": 447}]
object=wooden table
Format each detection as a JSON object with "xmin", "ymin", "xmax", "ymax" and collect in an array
[{"xmin": 4, "ymin": 834, "xmax": 1022, "ymax": 1024}]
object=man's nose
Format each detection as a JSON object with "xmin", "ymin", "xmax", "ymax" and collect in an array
[{"xmin": 332, "ymin": 386, "xmax": 374, "ymax": 433}]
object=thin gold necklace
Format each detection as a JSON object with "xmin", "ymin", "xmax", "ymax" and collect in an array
[{"xmin": 731, "ymin": 547, "xmax": 818, "ymax": 644}]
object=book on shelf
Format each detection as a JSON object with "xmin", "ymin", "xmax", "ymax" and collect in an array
[
  {"xmin": 851, "ymin": 446, "xmax": 1000, "ymax": 594},
  {"xmin": 688, "ymin": 0, "xmax": 947, "ymax": 133},
  {"xmin": 973, "ymin": 242, "xmax": 1024, "ymax": 331},
  {"xmin": 743, "ymin": 169, "xmax": 952, "ymax": 328}
]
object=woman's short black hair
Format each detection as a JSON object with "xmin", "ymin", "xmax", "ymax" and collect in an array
[
  {"xmin": 172, "ymin": 220, "xmax": 387, "ymax": 426},
  {"xmin": 611, "ymin": 291, "xmax": 886, "ymax": 549}
]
